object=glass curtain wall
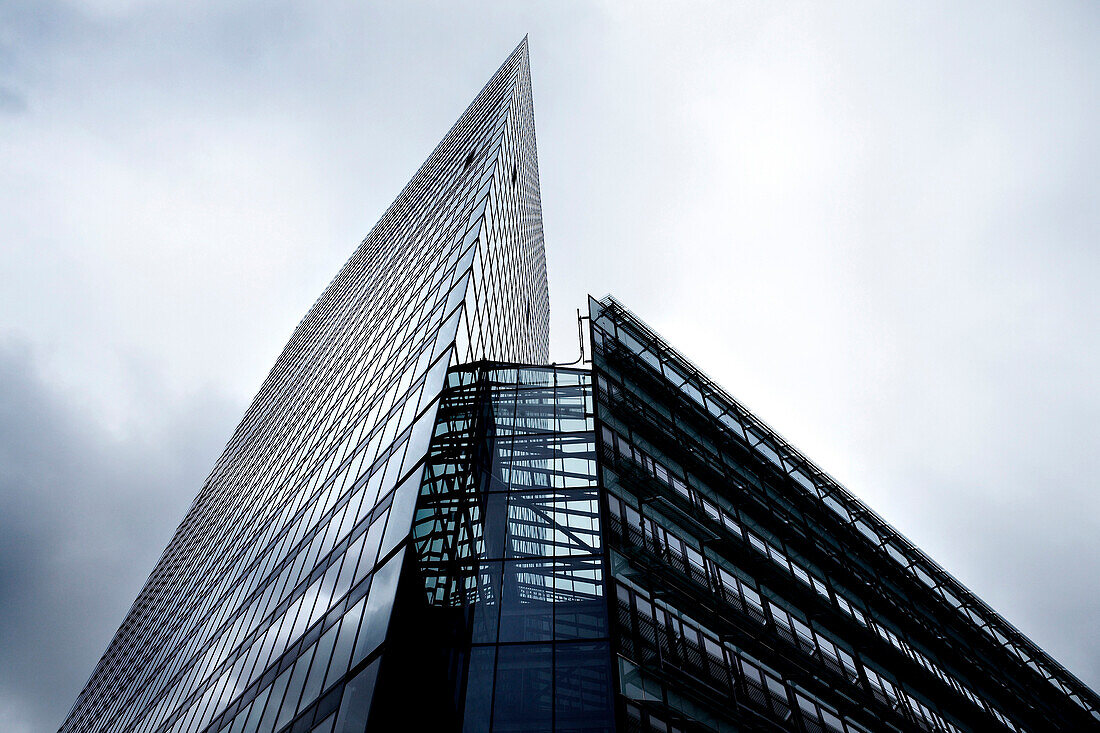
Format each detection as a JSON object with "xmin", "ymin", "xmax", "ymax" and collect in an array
[
  {"xmin": 588, "ymin": 295, "xmax": 1100, "ymax": 733},
  {"xmin": 405, "ymin": 363, "xmax": 614, "ymax": 733},
  {"xmin": 61, "ymin": 39, "xmax": 548, "ymax": 733}
]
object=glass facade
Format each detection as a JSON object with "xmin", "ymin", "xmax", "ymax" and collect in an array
[
  {"xmin": 61, "ymin": 39, "xmax": 547, "ymax": 733},
  {"xmin": 387, "ymin": 363, "xmax": 613, "ymax": 732},
  {"xmin": 589, "ymin": 295, "xmax": 1100, "ymax": 732},
  {"xmin": 64, "ymin": 38, "xmax": 1100, "ymax": 733}
]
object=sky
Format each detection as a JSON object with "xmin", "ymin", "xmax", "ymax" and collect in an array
[{"xmin": 0, "ymin": 1, "xmax": 1097, "ymax": 730}]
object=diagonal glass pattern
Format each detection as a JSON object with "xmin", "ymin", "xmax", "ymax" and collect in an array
[
  {"xmin": 62, "ymin": 39, "xmax": 547, "ymax": 733},
  {"xmin": 590, "ymin": 294, "xmax": 1100, "ymax": 733},
  {"xmin": 407, "ymin": 363, "xmax": 612, "ymax": 733}
]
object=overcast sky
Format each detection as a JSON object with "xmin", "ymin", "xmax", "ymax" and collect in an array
[{"xmin": 1, "ymin": 2, "xmax": 1097, "ymax": 730}]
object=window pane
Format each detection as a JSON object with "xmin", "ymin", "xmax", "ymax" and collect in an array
[
  {"xmin": 555, "ymin": 642, "xmax": 614, "ymax": 733},
  {"xmin": 499, "ymin": 560, "xmax": 554, "ymax": 642},
  {"xmin": 463, "ymin": 646, "xmax": 496, "ymax": 733},
  {"xmin": 493, "ymin": 644, "xmax": 552, "ymax": 732},
  {"xmin": 333, "ymin": 658, "xmax": 380, "ymax": 733}
]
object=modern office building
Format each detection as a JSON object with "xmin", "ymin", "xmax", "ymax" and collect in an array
[{"xmin": 62, "ymin": 39, "xmax": 1100, "ymax": 733}]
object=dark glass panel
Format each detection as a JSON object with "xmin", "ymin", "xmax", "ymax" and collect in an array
[
  {"xmin": 471, "ymin": 561, "xmax": 503, "ymax": 644},
  {"xmin": 351, "ymin": 548, "xmax": 404, "ymax": 666},
  {"xmin": 492, "ymin": 644, "xmax": 552, "ymax": 732},
  {"xmin": 554, "ymin": 642, "xmax": 614, "ymax": 733},
  {"xmin": 498, "ymin": 560, "xmax": 554, "ymax": 643},
  {"xmin": 332, "ymin": 658, "xmax": 379, "ymax": 733},
  {"xmin": 463, "ymin": 646, "xmax": 497, "ymax": 733}
]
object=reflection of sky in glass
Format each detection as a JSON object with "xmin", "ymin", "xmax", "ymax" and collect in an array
[{"xmin": 63, "ymin": 41, "xmax": 549, "ymax": 733}]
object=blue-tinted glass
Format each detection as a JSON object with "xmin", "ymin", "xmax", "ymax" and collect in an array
[
  {"xmin": 554, "ymin": 642, "xmax": 614, "ymax": 733},
  {"xmin": 240, "ymin": 684, "xmax": 270, "ymax": 733},
  {"xmin": 506, "ymin": 492, "xmax": 556, "ymax": 558},
  {"xmin": 471, "ymin": 561, "xmax": 502, "ymax": 644},
  {"xmin": 276, "ymin": 652, "xmax": 312, "ymax": 730},
  {"xmin": 493, "ymin": 644, "xmax": 552, "ymax": 732},
  {"xmin": 462, "ymin": 646, "xmax": 496, "ymax": 733},
  {"xmin": 481, "ymin": 492, "xmax": 508, "ymax": 559},
  {"xmin": 351, "ymin": 549, "xmax": 404, "ymax": 665},
  {"xmin": 553, "ymin": 558, "xmax": 606, "ymax": 641},
  {"xmin": 324, "ymin": 596, "xmax": 364, "ymax": 691},
  {"xmin": 499, "ymin": 560, "xmax": 554, "ymax": 642},
  {"xmin": 379, "ymin": 473, "xmax": 421, "ymax": 558},
  {"xmin": 312, "ymin": 712, "xmax": 337, "ymax": 733},
  {"xmin": 257, "ymin": 665, "xmax": 293, "ymax": 731},
  {"xmin": 357, "ymin": 511, "xmax": 388, "ymax": 580},
  {"xmin": 333, "ymin": 658, "xmax": 379, "ymax": 733},
  {"xmin": 301, "ymin": 624, "xmax": 339, "ymax": 710}
]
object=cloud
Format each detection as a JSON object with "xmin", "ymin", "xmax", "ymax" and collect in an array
[
  {"xmin": 0, "ymin": 87, "xmax": 26, "ymax": 113},
  {"xmin": 0, "ymin": 341, "xmax": 237, "ymax": 732}
]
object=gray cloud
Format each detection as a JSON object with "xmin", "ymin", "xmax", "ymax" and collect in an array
[
  {"xmin": 0, "ymin": 87, "xmax": 26, "ymax": 113},
  {"xmin": 0, "ymin": 341, "xmax": 237, "ymax": 731}
]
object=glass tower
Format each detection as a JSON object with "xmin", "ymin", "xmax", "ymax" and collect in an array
[
  {"xmin": 62, "ymin": 38, "xmax": 548, "ymax": 733},
  {"xmin": 64, "ymin": 41, "xmax": 1100, "ymax": 733}
]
